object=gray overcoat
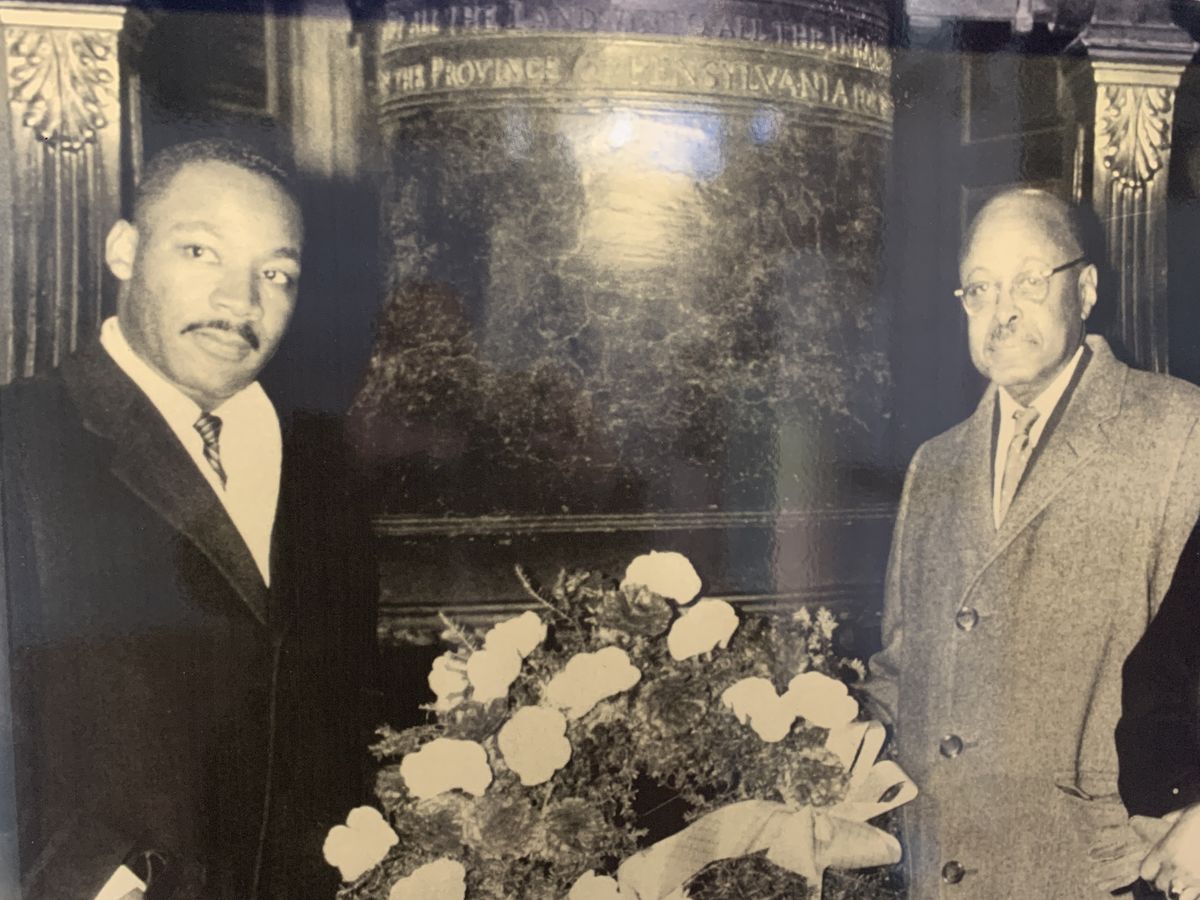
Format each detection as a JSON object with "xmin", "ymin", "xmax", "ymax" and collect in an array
[{"xmin": 869, "ymin": 336, "xmax": 1200, "ymax": 900}]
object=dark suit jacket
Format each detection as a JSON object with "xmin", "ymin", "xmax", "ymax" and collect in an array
[
  {"xmin": 0, "ymin": 341, "xmax": 377, "ymax": 898},
  {"xmin": 1118, "ymin": 513, "xmax": 1200, "ymax": 820},
  {"xmin": 1119, "ymin": 513, "xmax": 1200, "ymax": 900}
]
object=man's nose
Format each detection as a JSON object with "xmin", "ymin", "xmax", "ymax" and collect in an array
[
  {"xmin": 992, "ymin": 283, "xmax": 1021, "ymax": 323},
  {"xmin": 211, "ymin": 269, "xmax": 262, "ymax": 318}
]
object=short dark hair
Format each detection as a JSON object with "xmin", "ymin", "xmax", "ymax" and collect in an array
[{"xmin": 132, "ymin": 138, "xmax": 298, "ymax": 226}]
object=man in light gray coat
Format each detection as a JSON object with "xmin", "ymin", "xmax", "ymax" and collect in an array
[{"xmin": 869, "ymin": 188, "xmax": 1200, "ymax": 899}]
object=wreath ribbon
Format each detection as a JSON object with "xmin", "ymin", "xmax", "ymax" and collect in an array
[{"xmin": 614, "ymin": 721, "xmax": 917, "ymax": 899}]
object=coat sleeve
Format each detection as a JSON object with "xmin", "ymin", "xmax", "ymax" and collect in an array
[{"xmin": 864, "ymin": 444, "xmax": 925, "ymax": 730}]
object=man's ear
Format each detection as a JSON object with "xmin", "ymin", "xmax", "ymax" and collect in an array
[
  {"xmin": 1078, "ymin": 263, "xmax": 1099, "ymax": 321},
  {"xmin": 104, "ymin": 219, "xmax": 139, "ymax": 281}
]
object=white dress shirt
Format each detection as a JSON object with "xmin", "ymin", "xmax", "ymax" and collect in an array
[
  {"xmin": 992, "ymin": 344, "xmax": 1085, "ymax": 528},
  {"xmin": 100, "ymin": 317, "xmax": 281, "ymax": 585}
]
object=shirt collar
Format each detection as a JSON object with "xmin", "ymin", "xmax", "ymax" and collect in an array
[
  {"xmin": 99, "ymin": 316, "xmax": 267, "ymax": 431},
  {"xmin": 997, "ymin": 343, "xmax": 1085, "ymax": 423}
]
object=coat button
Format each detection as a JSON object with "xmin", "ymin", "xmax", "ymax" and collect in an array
[
  {"xmin": 954, "ymin": 607, "xmax": 979, "ymax": 631},
  {"xmin": 939, "ymin": 734, "xmax": 964, "ymax": 758},
  {"xmin": 941, "ymin": 860, "xmax": 966, "ymax": 884}
]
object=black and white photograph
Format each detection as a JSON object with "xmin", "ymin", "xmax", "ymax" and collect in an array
[{"xmin": 2, "ymin": 0, "xmax": 1200, "ymax": 897}]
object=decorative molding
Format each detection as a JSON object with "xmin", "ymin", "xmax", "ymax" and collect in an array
[
  {"xmin": 0, "ymin": 2, "xmax": 139, "ymax": 382},
  {"xmin": 1085, "ymin": 58, "xmax": 1185, "ymax": 373},
  {"xmin": 5, "ymin": 26, "xmax": 119, "ymax": 150},
  {"xmin": 1092, "ymin": 64, "xmax": 1183, "ymax": 190},
  {"xmin": 0, "ymin": 3, "xmax": 130, "ymax": 32},
  {"xmin": 379, "ymin": 583, "xmax": 884, "ymax": 645},
  {"xmin": 372, "ymin": 504, "xmax": 898, "ymax": 539}
]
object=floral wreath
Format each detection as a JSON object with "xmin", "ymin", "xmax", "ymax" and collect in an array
[{"xmin": 327, "ymin": 552, "xmax": 915, "ymax": 899}]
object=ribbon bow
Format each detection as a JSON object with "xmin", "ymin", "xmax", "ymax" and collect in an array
[{"xmin": 614, "ymin": 721, "xmax": 916, "ymax": 899}]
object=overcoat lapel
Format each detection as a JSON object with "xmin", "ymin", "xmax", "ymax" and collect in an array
[
  {"xmin": 60, "ymin": 344, "xmax": 272, "ymax": 628},
  {"xmin": 960, "ymin": 337, "xmax": 1125, "ymax": 604},
  {"xmin": 995, "ymin": 339, "xmax": 1122, "ymax": 543},
  {"xmin": 945, "ymin": 384, "xmax": 998, "ymax": 563}
]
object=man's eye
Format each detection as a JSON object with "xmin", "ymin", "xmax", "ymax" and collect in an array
[
  {"xmin": 1013, "ymin": 274, "xmax": 1048, "ymax": 293},
  {"xmin": 963, "ymin": 284, "xmax": 992, "ymax": 300},
  {"xmin": 182, "ymin": 245, "xmax": 215, "ymax": 261},
  {"xmin": 262, "ymin": 269, "xmax": 295, "ymax": 287}
]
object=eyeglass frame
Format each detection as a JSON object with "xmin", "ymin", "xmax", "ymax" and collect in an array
[{"xmin": 953, "ymin": 255, "xmax": 1087, "ymax": 315}]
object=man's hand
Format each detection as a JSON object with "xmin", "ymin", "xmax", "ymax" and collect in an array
[
  {"xmin": 1141, "ymin": 805, "xmax": 1200, "ymax": 899},
  {"xmin": 1088, "ymin": 810, "xmax": 1172, "ymax": 892}
]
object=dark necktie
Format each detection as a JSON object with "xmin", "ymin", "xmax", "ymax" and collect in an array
[
  {"xmin": 194, "ymin": 413, "xmax": 227, "ymax": 488},
  {"xmin": 997, "ymin": 405, "xmax": 1040, "ymax": 525}
]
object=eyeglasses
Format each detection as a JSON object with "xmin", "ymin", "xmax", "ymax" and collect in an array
[{"xmin": 954, "ymin": 255, "xmax": 1086, "ymax": 315}]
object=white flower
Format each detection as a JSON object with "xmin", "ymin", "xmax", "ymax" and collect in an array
[
  {"xmin": 720, "ymin": 677, "xmax": 797, "ymax": 742},
  {"xmin": 786, "ymin": 670, "xmax": 859, "ymax": 729},
  {"xmin": 620, "ymin": 551, "xmax": 702, "ymax": 605},
  {"xmin": 545, "ymin": 647, "xmax": 642, "ymax": 719},
  {"xmin": 462, "ymin": 612, "xmax": 547, "ymax": 703},
  {"xmin": 400, "ymin": 738, "xmax": 493, "ymax": 799},
  {"xmin": 667, "ymin": 599, "xmax": 739, "ymax": 660},
  {"xmin": 322, "ymin": 806, "xmax": 398, "ymax": 882},
  {"xmin": 388, "ymin": 858, "xmax": 467, "ymax": 900},
  {"xmin": 485, "ymin": 611, "xmax": 546, "ymax": 658},
  {"xmin": 466, "ymin": 645, "xmax": 522, "ymax": 703},
  {"xmin": 428, "ymin": 653, "xmax": 469, "ymax": 712},
  {"xmin": 722, "ymin": 670, "xmax": 860, "ymax": 744},
  {"xmin": 568, "ymin": 871, "xmax": 628, "ymax": 899},
  {"xmin": 498, "ymin": 706, "xmax": 572, "ymax": 785}
]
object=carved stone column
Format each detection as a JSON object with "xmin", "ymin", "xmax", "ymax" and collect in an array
[
  {"xmin": 1080, "ymin": 4, "xmax": 1196, "ymax": 372},
  {"xmin": 0, "ymin": 2, "xmax": 147, "ymax": 383},
  {"xmin": 1087, "ymin": 61, "xmax": 1186, "ymax": 372}
]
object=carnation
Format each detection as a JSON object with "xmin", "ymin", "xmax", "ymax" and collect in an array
[
  {"xmin": 400, "ymin": 738, "xmax": 493, "ymax": 799},
  {"xmin": 720, "ymin": 677, "xmax": 798, "ymax": 743},
  {"xmin": 545, "ymin": 647, "xmax": 641, "ymax": 719},
  {"xmin": 429, "ymin": 653, "xmax": 469, "ymax": 712},
  {"xmin": 620, "ymin": 551, "xmax": 702, "ymax": 605},
  {"xmin": 667, "ymin": 599, "xmax": 739, "ymax": 660},
  {"xmin": 787, "ymin": 670, "xmax": 859, "ymax": 730},
  {"xmin": 466, "ymin": 645, "xmax": 523, "ymax": 703},
  {"xmin": 569, "ymin": 871, "xmax": 628, "ymax": 899},
  {"xmin": 387, "ymin": 858, "xmax": 467, "ymax": 900},
  {"xmin": 484, "ymin": 610, "xmax": 546, "ymax": 657},
  {"xmin": 323, "ymin": 806, "xmax": 398, "ymax": 882},
  {"xmin": 497, "ymin": 706, "xmax": 572, "ymax": 786}
]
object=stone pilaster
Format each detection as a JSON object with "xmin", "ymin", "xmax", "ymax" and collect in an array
[
  {"xmin": 0, "ymin": 2, "xmax": 147, "ymax": 382},
  {"xmin": 1088, "ymin": 59, "xmax": 1186, "ymax": 371}
]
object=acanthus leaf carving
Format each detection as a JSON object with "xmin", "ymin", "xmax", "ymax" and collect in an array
[
  {"xmin": 1097, "ymin": 82, "xmax": 1174, "ymax": 189},
  {"xmin": 6, "ymin": 26, "xmax": 118, "ymax": 151}
]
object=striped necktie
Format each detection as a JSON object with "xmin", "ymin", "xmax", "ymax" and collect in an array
[
  {"xmin": 997, "ymin": 404, "xmax": 1040, "ymax": 525},
  {"xmin": 194, "ymin": 413, "xmax": 227, "ymax": 488}
]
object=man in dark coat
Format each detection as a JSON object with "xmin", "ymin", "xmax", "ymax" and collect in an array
[
  {"xmin": 1118, "ymin": 517, "xmax": 1200, "ymax": 900},
  {"xmin": 0, "ymin": 139, "xmax": 376, "ymax": 899}
]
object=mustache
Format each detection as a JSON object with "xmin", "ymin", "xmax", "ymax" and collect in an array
[
  {"xmin": 182, "ymin": 320, "xmax": 260, "ymax": 351},
  {"xmin": 987, "ymin": 322, "xmax": 1036, "ymax": 345}
]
